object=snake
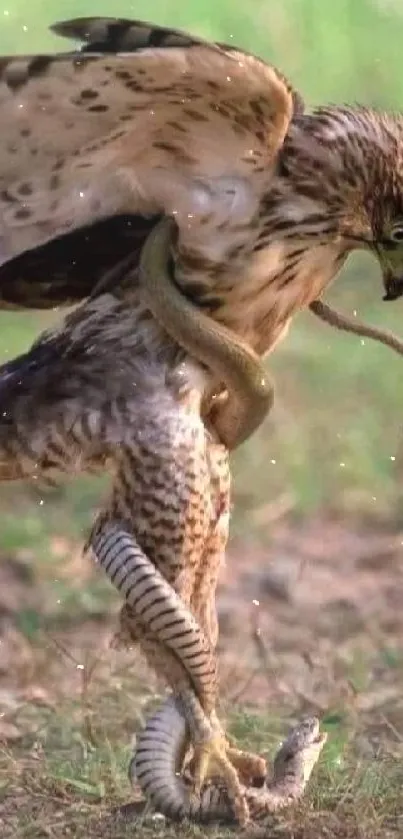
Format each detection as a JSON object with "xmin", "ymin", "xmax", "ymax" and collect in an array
[
  {"xmin": 138, "ymin": 217, "xmax": 274, "ymax": 451},
  {"xmin": 92, "ymin": 522, "xmax": 327, "ymax": 824}
]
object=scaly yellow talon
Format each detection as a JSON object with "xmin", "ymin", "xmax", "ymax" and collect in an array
[{"xmin": 191, "ymin": 731, "xmax": 256, "ymax": 825}]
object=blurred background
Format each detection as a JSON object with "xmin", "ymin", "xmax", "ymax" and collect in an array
[{"xmin": 1, "ymin": 4, "xmax": 403, "ymax": 838}]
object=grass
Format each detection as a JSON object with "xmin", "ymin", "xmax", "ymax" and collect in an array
[
  {"xmin": 0, "ymin": 522, "xmax": 402, "ymax": 839},
  {"xmin": 1, "ymin": 693, "xmax": 402, "ymax": 839},
  {"xmin": 231, "ymin": 254, "xmax": 403, "ymax": 528},
  {"xmin": 1, "ymin": 658, "xmax": 402, "ymax": 839}
]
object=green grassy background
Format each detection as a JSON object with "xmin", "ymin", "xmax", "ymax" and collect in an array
[{"xmin": 1, "ymin": 1, "xmax": 403, "ymax": 536}]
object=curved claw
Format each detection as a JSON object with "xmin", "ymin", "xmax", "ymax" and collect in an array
[{"xmin": 190, "ymin": 731, "xmax": 250, "ymax": 825}]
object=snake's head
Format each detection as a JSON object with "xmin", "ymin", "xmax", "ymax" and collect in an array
[{"xmin": 273, "ymin": 717, "xmax": 327, "ymax": 786}]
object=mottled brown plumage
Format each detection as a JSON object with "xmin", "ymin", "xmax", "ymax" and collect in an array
[{"xmin": 0, "ymin": 16, "xmax": 402, "ymax": 370}]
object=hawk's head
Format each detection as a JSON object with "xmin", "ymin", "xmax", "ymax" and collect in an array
[{"xmin": 283, "ymin": 106, "xmax": 403, "ymax": 302}]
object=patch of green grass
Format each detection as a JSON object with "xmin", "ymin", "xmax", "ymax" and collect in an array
[
  {"xmin": 1, "ymin": 693, "xmax": 402, "ymax": 839},
  {"xmin": 1, "ymin": 535, "xmax": 402, "ymax": 839}
]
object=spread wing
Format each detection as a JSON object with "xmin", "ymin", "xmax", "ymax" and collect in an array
[{"xmin": 0, "ymin": 16, "xmax": 302, "ymax": 307}]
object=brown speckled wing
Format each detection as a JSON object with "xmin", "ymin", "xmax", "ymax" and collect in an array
[{"xmin": 0, "ymin": 16, "xmax": 299, "ymax": 307}]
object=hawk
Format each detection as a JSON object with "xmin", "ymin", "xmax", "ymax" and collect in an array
[{"xmin": 0, "ymin": 15, "xmax": 402, "ymax": 371}]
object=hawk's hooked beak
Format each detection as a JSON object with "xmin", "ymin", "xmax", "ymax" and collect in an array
[{"xmin": 378, "ymin": 245, "xmax": 403, "ymax": 301}]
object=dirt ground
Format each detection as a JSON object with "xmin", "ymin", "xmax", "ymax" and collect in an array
[{"xmin": 0, "ymin": 512, "xmax": 403, "ymax": 838}]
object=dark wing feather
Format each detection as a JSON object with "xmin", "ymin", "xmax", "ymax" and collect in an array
[
  {"xmin": 0, "ymin": 214, "xmax": 155, "ymax": 309},
  {"xmin": 50, "ymin": 16, "xmax": 219, "ymax": 53}
]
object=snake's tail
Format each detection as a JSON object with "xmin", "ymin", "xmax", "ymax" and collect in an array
[
  {"xmin": 89, "ymin": 521, "xmax": 216, "ymax": 710},
  {"xmin": 310, "ymin": 299, "xmax": 403, "ymax": 356}
]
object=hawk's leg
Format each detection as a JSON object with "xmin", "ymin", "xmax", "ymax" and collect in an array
[
  {"xmin": 132, "ymin": 693, "xmax": 327, "ymax": 823},
  {"xmin": 90, "ymin": 520, "xmax": 265, "ymax": 824},
  {"xmin": 116, "ymin": 606, "xmax": 265, "ymax": 822},
  {"xmin": 179, "ymin": 693, "xmax": 264, "ymax": 824},
  {"xmin": 183, "ymin": 493, "xmax": 268, "ymax": 800},
  {"xmin": 115, "ymin": 604, "xmax": 266, "ymax": 824}
]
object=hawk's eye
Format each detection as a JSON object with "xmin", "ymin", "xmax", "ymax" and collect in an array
[{"xmin": 390, "ymin": 224, "xmax": 403, "ymax": 243}]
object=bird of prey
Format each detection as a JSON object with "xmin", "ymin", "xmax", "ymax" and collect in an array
[{"xmin": 0, "ymin": 14, "xmax": 402, "ymax": 371}]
